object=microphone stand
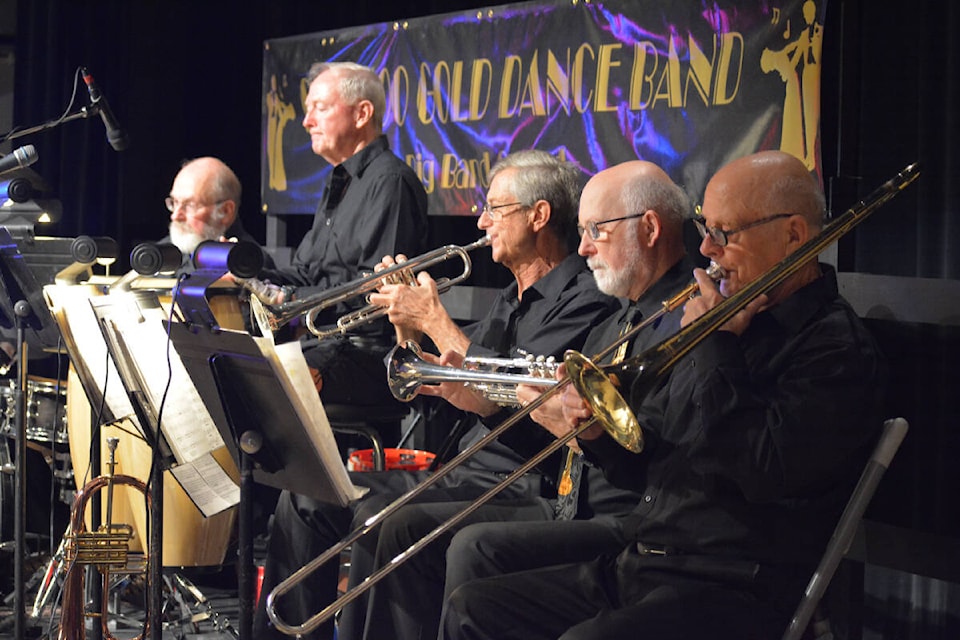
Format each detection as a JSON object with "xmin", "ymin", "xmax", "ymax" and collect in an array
[
  {"xmin": 12, "ymin": 299, "xmax": 31, "ymax": 640},
  {"xmin": 1, "ymin": 105, "xmax": 105, "ymax": 143}
]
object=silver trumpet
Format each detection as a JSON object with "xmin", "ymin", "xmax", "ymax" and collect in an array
[
  {"xmin": 387, "ymin": 342, "xmax": 558, "ymax": 405},
  {"xmin": 245, "ymin": 235, "xmax": 491, "ymax": 339}
]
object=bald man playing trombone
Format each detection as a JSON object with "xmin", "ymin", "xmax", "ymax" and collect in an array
[{"xmin": 440, "ymin": 150, "xmax": 888, "ymax": 640}]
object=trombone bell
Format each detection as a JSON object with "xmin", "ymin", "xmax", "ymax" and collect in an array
[{"xmin": 563, "ymin": 350, "xmax": 644, "ymax": 453}]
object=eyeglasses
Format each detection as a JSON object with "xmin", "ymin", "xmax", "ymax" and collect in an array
[
  {"xmin": 693, "ymin": 213, "xmax": 795, "ymax": 247},
  {"xmin": 577, "ymin": 213, "xmax": 646, "ymax": 241},
  {"xmin": 478, "ymin": 201, "xmax": 527, "ymax": 222},
  {"xmin": 165, "ymin": 196, "xmax": 225, "ymax": 215}
]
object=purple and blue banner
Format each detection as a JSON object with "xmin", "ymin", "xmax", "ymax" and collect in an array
[{"xmin": 261, "ymin": 0, "xmax": 825, "ymax": 216}]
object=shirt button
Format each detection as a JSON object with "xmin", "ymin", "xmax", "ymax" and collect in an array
[
  {"xmin": 643, "ymin": 495, "xmax": 652, "ymax": 503},
  {"xmin": 325, "ymin": 218, "xmax": 331, "ymax": 226}
]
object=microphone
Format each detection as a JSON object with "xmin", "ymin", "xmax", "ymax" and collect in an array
[
  {"xmin": 81, "ymin": 67, "xmax": 130, "ymax": 151},
  {"xmin": 0, "ymin": 145, "xmax": 38, "ymax": 178}
]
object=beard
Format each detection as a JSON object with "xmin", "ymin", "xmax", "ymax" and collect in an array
[
  {"xmin": 587, "ymin": 252, "xmax": 641, "ymax": 298},
  {"xmin": 169, "ymin": 219, "xmax": 226, "ymax": 255}
]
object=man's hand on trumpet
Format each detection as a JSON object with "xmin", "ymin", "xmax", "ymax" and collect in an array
[
  {"xmin": 369, "ymin": 253, "xmax": 471, "ymax": 355},
  {"xmin": 414, "ymin": 350, "xmax": 503, "ymax": 417}
]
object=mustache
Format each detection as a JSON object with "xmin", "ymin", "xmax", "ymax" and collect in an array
[{"xmin": 586, "ymin": 257, "xmax": 608, "ymax": 271}]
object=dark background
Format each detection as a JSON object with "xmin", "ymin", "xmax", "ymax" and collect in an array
[{"xmin": 6, "ymin": 0, "xmax": 959, "ymax": 283}]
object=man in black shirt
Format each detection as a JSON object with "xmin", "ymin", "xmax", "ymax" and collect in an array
[
  {"xmin": 255, "ymin": 61, "xmax": 429, "ymax": 409},
  {"xmin": 354, "ymin": 160, "xmax": 698, "ymax": 640},
  {"xmin": 254, "ymin": 150, "xmax": 616, "ymax": 640},
  {"xmin": 441, "ymin": 151, "xmax": 887, "ymax": 640}
]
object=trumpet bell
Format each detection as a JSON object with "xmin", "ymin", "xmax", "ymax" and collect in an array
[{"xmin": 563, "ymin": 350, "xmax": 644, "ymax": 453}]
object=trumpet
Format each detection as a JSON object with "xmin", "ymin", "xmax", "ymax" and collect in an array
[
  {"xmin": 265, "ymin": 162, "xmax": 920, "ymax": 637},
  {"xmin": 247, "ymin": 235, "xmax": 491, "ymax": 339},
  {"xmin": 387, "ymin": 342, "xmax": 559, "ymax": 406},
  {"xmin": 58, "ymin": 437, "xmax": 150, "ymax": 640}
]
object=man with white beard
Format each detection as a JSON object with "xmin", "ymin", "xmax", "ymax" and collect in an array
[{"xmin": 162, "ymin": 156, "xmax": 271, "ymax": 267}]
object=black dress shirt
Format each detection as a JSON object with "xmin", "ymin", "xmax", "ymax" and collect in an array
[
  {"xmin": 583, "ymin": 266, "xmax": 887, "ymax": 576},
  {"xmin": 457, "ymin": 253, "xmax": 620, "ymax": 479},
  {"xmin": 486, "ymin": 255, "xmax": 698, "ymax": 516},
  {"xmin": 259, "ymin": 135, "xmax": 429, "ymax": 337}
]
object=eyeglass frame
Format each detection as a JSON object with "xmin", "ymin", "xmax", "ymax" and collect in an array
[
  {"xmin": 478, "ymin": 201, "xmax": 528, "ymax": 221},
  {"xmin": 577, "ymin": 212, "xmax": 646, "ymax": 241},
  {"xmin": 693, "ymin": 212, "xmax": 796, "ymax": 247},
  {"xmin": 165, "ymin": 196, "xmax": 227, "ymax": 216}
]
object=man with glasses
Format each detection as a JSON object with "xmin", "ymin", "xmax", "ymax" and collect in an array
[
  {"xmin": 441, "ymin": 150, "xmax": 887, "ymax": 640},
  {"xmin": 255, "ymin": 149, "xmax": 619, "ymax": 640},
  {"xmin": 162, "ymin": 156, "xmax": 270, "ymax": 264},
  {"xmin": 350, "ymin": 159, "xmax": 699, "ymax": 640}
]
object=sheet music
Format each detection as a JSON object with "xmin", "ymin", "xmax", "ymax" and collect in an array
[
  {"xmin": 98, "ymin": 297, "xmax": 226, "ymax": 463},
  {"xmin": 89, "ymin": 293, "xmax": 241, "ymax": 515},
  {"xmin": 42, "ymin": 284, "xmax": 137, "ymax": 426},
  {"xmin": 252, "ymin": 337, "xmax": 366, "ymax": 504},
  {"xmin": 170, "ymin": 452, "xmax": 242, "ymax": 517}
]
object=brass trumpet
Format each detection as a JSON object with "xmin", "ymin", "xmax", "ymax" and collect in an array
[
  {"xmin": 58, "ymin": 437, "xmax": 150, "ymax": 640},
  {"xmin": 247, "ymin": 235, "xmax": 491, "ymax": 339},
  {"xmin": 265, "ymin": 162, "xmax": 920, "ymax": 636}
]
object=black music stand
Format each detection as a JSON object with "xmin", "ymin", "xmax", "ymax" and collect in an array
[
  {"xmin": 0, "ymin": 227, "xmax": 63, "ymax": 640},
  {"xmin": 86, "ymin": 295, "xmax": 176, "ymax": 640},
  {"xmin": 168, "ymin": 322, "xmax": 359, "ymax": 640}
]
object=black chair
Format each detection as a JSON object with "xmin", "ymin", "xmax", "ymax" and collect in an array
[{"xmin": 782, "ymin": 417, "xmax": 910, "ymax": 640}]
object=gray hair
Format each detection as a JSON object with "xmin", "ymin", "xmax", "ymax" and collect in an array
[
  {"xmin": 307, "ymin": 61, "xmax": 386, "ymax": 134},
  {"xmin": 489, "ymin": 150, "xmax": 582, "ymax": 250},
  {"xmin": 621, "ymin": 172, "xmax": 690, "ymax": 236},
  {"xmin": 767, "ymin": 172, "xmax": 827, "ymax": 230}
]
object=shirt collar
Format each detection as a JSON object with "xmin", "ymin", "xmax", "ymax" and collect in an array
[
  {"xmin": 502, "ymin": 253, "xmax": 592, "ymax": 306},
  {"xmin": 765, "ymin": 263, "xmax": 838, "ymax": 333},
  {"xmin": 336, "ymin": 134, "xmax": 389, "ymax": 180}
]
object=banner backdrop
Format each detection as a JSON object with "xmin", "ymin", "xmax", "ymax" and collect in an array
[{"xmin": 261, "ymin": 0, "xmax": 825, "ymax": 216}]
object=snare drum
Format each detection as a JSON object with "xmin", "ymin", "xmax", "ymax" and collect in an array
[{"xmin": 0, "ymin": 376, "xmax": 69, "ymax": 444}]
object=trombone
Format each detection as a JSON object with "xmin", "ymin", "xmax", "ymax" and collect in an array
[
  {"xmin": 247, "ymin": 235, "xmax": 491, "ymax": 339},
  {"xmin": 265, "ymin": 162, "xmax": 920, "ymax": 636}
]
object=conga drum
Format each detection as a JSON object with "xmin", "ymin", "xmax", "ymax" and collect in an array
[{"xmin": 67, "ymin": 366, "xmax": 238, "ymax": 567}]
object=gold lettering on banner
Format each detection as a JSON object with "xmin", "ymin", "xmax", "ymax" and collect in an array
[
  {"xmin": 629, "ymin": 42, "xmax": 658, "ymax": 110},
  {"xmin": 417, "ymin": 62, "xmax": 435, "ymax": 125},
  {"xmin": 594, "ymin": 43, "xmax": 622, "ymax": 112},
  {"xmin": 406, "ymin": 153, "xmax": 436, "ymax": 194},
  {"xmin": 381, "ymin": 66, "xmax": 411, "ymax": 127},
  {"xmin": 545, "ymin": 49, "xmax": 571, "ymax": 115},
  {"xmin": 383, "ymin": 34, "xmax": 745, "ymax": 126},
  {"xmin": 469, "ymin": 59, "xmax": 494, "ymax": 120},
  {"xmin": 572, "ymin": 44, "xmax": 595, "ymax": 113},
  {"xmin": 499, "ymin": 55, "xmax": 523, "ymax": 118},
  {"xmin": 439, "ymin": 153, "xmax": 493, "ymax": 189}
]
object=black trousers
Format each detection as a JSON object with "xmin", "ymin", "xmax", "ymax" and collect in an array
[
  {"xmin": 357, "ymin": 498, "xmax": 555, "ymax": 640},
  {"xmin": 441, "ymin": 546, "xmax": 792, "ymax": 640},
  {"xmin": 252, "ymin": 465, "xmax": 543, "ymax": 640}
]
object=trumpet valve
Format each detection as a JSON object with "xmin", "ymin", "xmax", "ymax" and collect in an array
[{"xmin": 68, "ymin": 523, "xmax": 135, "ymax": 571}]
